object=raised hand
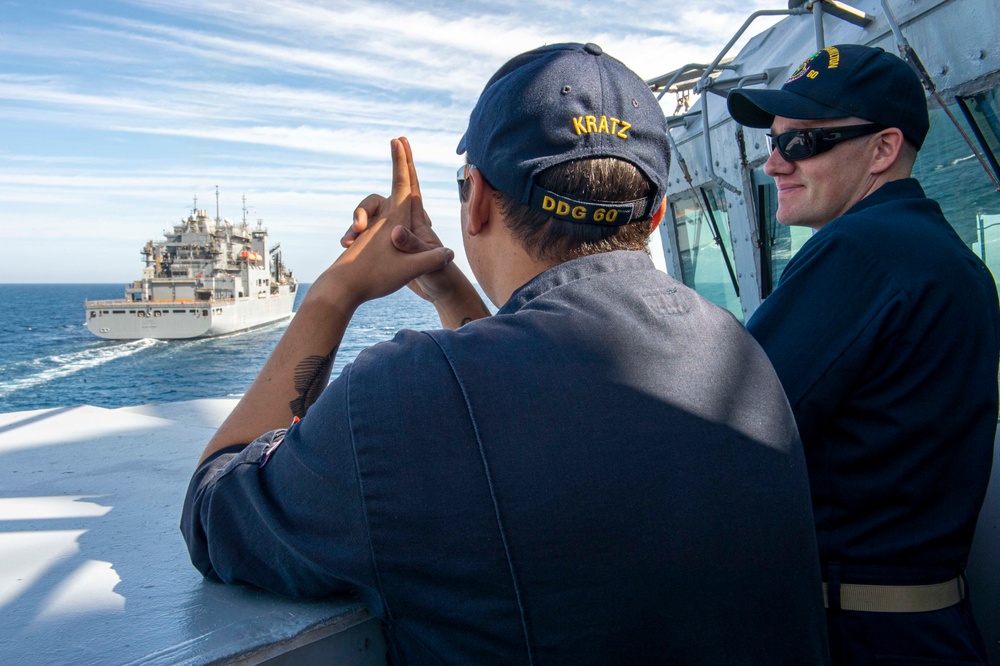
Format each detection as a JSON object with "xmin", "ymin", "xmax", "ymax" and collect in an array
[
  {"xmin": 199, "ymin": 138, "xmax": 455, "ymax": 459},
  {"xmin": 328, "ymin": 137, "xmax": 454, "ymax": 307},
  {"xmin": 343, "ymin": 138, "xmax": 490, "ymax": 328},
  {"xmin": 344, "ymin": 138, "xmax": 440, "ymax": 250}
]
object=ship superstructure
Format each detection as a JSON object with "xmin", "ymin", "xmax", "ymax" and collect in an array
[{"xmin": 86, "ymin": 193, "xmax": 297, "ymax": 339}]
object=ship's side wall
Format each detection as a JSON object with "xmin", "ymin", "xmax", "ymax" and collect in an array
[
  {"xmin": 86, "ymin": 304, "xmax": 214, "ymax": 340},
  {"xmin": 86, "ymin": 290, "xmax": 295, "ymax": 340},
  {"xmin": 208, "ymin": 289, "xmax": 296, "ymax": 336}
]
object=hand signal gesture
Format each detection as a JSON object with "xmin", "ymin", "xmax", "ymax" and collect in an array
[{"xmin": 331, "ymin": 137, "xmax": 454, "ymax": 306}]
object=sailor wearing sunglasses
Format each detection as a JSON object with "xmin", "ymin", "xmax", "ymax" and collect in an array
[{"xmin": 728, "ymin": 44, "xmax": 1000, "ymax": 665}]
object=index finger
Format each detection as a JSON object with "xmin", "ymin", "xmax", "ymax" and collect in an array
[
  {"xmin": 389, "ymin": 137, "xmax": 411, "ymax": 206},
  {"xmin": 400, "ymin": 137, "xmax": 422, "ymax": 201}
]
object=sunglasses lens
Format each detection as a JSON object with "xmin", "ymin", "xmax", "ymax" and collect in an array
[
  {"xmin": 457, "ymin": 164, "xmax": 476, "ymax": 200},
  {"xmin": 778, "ymin": 131, "xmax": 815, "ymax": 161}
]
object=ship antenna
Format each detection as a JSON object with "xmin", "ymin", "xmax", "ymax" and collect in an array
[
  {"xmin": 192, "ymin": 194, "xmax": 198, "ymax": 214},
  {"xmin": 215, "ymin": 185, "xmax": 220, "ymax": 223},
  {"xmin": 242, "ymin": 194, "xmax": 247, "ymax": 225}
]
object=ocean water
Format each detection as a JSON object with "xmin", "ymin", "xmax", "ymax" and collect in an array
[{"xmin": 0, "ymin": 283, "xmax": 444, "ymax": 414}]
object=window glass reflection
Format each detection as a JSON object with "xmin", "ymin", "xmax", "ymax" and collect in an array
[
  {"xmin": 959, "ymin": 89, "xmax": 1000, "ymax": 176},
  {"xmin": 912, "ymin": 94, "xmax": 1000, "ymax": 283},
  {"xmin": 752, "ymin": 170, "xmax": 812, "ymax": 297},
  {"xmin": 670, "ymin": 187, "xmax": 742, "ymax": 320}
]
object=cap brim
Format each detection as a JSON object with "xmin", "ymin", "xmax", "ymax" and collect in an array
[
  {"xmin": 727, "ymin": 88, "xmax": 852, "ymax": 128},
  {"xmin": 456, "ymin": 133, "xmax": 467, "ymax": 155}
]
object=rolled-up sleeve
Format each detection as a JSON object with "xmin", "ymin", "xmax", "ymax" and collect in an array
[{"xmin": 180, "ymin": 367, "xmax": 378, "ymax": 603}]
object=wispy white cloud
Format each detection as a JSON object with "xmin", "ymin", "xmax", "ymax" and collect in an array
[{"xmin": 0, "ymin": 0, "xmax": 783, "ymax": 283}]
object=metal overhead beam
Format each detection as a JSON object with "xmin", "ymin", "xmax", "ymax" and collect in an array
[
  {"xmin": 647, "ymin": 61, "xmax": 737, "ymax": 97},
  {"xmin": 656, "ymin": 2, "xmax": 874, "ymax": 199},
  {"xmin": 789, "ymin": 0, "xmax": 875, "ymax": 28}
]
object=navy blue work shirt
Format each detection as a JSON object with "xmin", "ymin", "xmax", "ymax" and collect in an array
[{"xmin": 184, "ymin": 250, "xmax": 829, "ymax": 665}]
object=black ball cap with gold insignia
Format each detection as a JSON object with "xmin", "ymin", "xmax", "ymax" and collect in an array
[{"xmin": 727, "ymin": 44, "xmax": 929, "ymax": 149}]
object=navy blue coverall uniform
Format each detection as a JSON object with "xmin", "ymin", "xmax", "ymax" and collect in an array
[{"xmin": 748, "ymin": 178, "xmax": 1000, "ymax": 665}]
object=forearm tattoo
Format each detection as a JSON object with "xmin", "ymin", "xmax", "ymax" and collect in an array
[
  {"xmin": 289, "ymin": 347, "xmax": 337, "ymax": 418},
  {"xmin": 460, "ymin": 298, "xmax": 492, "ymax": 327}
]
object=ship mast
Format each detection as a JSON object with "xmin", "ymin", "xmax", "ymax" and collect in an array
[{"xmin": 215, "ymin": 185, "xmax": 220, "ymax": 224}]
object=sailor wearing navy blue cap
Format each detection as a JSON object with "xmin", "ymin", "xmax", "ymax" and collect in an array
[
  {"xmin": 729, "ymin": 44, "xmax": 1000, "ymax": 665},
  {"xmin": 183, "ymin": 43, "xmax": 829, "ymax": 665}
]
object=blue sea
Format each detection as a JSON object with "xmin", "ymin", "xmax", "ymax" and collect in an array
[{"xmin": 0, "ymin": 283, "xmax": 444, "ymax": 414}]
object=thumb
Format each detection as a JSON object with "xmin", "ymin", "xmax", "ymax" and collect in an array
[
  {"xmin": 401, "ymin": 246, "xmax": 454, "ymax": 277},
  {"xmin": 391, "ymin": 225, "xmax": 433, "ymax": 255}
]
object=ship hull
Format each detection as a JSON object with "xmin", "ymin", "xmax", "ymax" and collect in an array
[{"xmin": 85, "ymin": 288, "xmax": 295, "ymax": 340}]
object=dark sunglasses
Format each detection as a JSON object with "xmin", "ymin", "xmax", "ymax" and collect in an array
[
  {"xmin": 456, "ymin": 163, "xmax": 476, "ymax": 197},
  {"xmin": 766, "ymin": 124, "xmax": 886, "ymax": 161}
]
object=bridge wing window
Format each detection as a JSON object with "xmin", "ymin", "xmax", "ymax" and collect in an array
[
  {"xmin": 912, "ymin": 91, "xmax": 1000, "ymax": 284},
  {"xmin": 669, "ymin": 186, "xmax": 742, "ymax": 319},
  {"xmin": 956, "ymin": 89, "xmax": 1000, "ymax": 183},
  {"xmin": 752, "ymin": 171, "xmax": 812, "ymax": 298}
]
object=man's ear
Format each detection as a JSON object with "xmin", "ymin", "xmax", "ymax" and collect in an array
[
  {"xmin": 650, "ymin": 198, "xmax": 667, "ymax": 233},
  {"xmin": 465, "ymin": 168, "xmax": 494, "ymax": 236},
  {"xmin": 870, "ymin": 127, "xmax": 906, "ymax": 175}
]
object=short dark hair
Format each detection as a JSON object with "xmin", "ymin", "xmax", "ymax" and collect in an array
[{"xmin": 490, "ymin": 157, "xmax": 659, "ymax": 263}]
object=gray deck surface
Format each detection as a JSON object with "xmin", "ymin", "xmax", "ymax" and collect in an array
[
  {"xmin": 0, "ymin": 399, "xmax": 382, "ymax": 665},
  {"xmin": 0, "ymin": 397, "xmax": 995, "ymax": 663}
]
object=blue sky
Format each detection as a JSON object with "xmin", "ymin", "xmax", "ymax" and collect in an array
[{"xmin": 0, "ymin": 0, "xmax": 778, "ymax": 283}]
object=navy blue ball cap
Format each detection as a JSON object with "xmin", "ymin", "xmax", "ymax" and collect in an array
[
  {"xmin": 727, "ymin": 44, "xmax": 929, "ymax": 149},
  {"xmin": 457, "ymin": 43, "xmax": 670, "ymax": 226}
]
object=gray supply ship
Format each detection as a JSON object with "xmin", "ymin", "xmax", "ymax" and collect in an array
[{"xmin": 85, "ymin": 193, "xmax": 297, "ymax": 339}]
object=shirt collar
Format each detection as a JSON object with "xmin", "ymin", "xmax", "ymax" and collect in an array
[
  {"xmin": 498, "ymin": 250, "xmax": 656, "ymax": 315},
  {"xmin": 841, "ymin": 177, "xmax": 926, "ymax": 218}
]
